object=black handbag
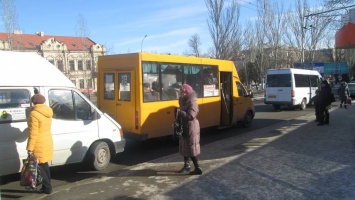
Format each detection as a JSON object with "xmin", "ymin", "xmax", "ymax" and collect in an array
[{"xmin": 173, "ymin": 110, "xmax": 183, "ymax": 138}]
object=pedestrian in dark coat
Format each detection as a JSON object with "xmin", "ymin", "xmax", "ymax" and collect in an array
[
  {"xmin": 310, "ymin": 89, "xmax": 321, "ymax": 122},
  {"xmin": 176, "ymin": 84, "xmax": 202, "ymax": 175},
  {"xmin": 337, "ymin": 81, "xmax": 350, "ymax": 109},
  {"xmin": 318, "ymin": 80, "xmax": 331, "ymax": 126}
]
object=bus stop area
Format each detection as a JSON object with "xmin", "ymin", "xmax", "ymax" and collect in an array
[{"xmin": 20, "ymin": 104, "xmax": 355, "ymax": 200}]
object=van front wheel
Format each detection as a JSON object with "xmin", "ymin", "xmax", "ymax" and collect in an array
[{"xmin": 88, "ymin": 141, "xmax": 111, "ymax": 171}]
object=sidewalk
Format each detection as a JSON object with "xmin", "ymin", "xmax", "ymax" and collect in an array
[{"xmin": 22, "ymin": 104, "xmax": 355, "ymax": 200}]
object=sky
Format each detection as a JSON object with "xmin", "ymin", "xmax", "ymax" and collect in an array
[{"xmin": 0, "ymin": 0, "xmax": 323, "ymax": 55}]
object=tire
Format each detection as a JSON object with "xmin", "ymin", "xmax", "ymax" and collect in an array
[
  {"xmin": 242, "ymin": 111, "xmax": 253, "ymax": 128},
  {"xmin": 87, "ymin": 141, "xmax": 111, "ymax": 171},
  {"xmin": 300, "ymin": 99, "xmax": 306, "ymax": 110}
]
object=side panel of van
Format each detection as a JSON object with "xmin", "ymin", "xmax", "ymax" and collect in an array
[{"xmin": 0, "ymin": 87, "xmax": 35, "ymax": 176}]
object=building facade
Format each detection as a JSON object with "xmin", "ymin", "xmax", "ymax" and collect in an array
[{"xmin": 0, "ymin": 31, "xmax": 106, "ymax": 93}]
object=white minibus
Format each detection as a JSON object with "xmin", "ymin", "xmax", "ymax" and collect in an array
[
  {"xmin": 0, "ymin": 51, "xmax": 125, "ymax": 176},
  {"xmin": 264, "ymin": 68, "xmax": 322, "ymax": 110}
]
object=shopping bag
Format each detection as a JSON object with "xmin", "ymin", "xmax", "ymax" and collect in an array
[
  {"xmin": 20, "ymin": 154, "xmax": 42, "ymax": 189},
  {"xmin": 347, "ymin": 97, "xmax": 352, "ymax": 105}
]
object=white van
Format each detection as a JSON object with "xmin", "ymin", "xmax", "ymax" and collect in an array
[
  {"xmin": 264, "ymin": 68, "xmax": 322, "ymax": 110},
  {"xmin": 0, "ymin": 51, "xmax": 125, "ymax": 176}
]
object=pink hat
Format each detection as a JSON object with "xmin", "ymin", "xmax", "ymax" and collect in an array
[{"xmin": 181, "ymin": 84, "xmax": 193, "ymax": 94}]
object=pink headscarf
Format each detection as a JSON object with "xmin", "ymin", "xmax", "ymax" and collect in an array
[{"xmin": 180, "ymin": 84, "xmax": 193, "ymax": 94}]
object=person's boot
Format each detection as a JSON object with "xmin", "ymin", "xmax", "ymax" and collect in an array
[
  {"xmin": 189, "ymin": 156, "xmax": 202, "ymax": 175},
  {"xmin": 344, "ymin": 104, "xmax": 347, "ymax": 109},
  {"xmin": 340, "ymin": 104, "xmax": 343, "ymax": 108},
  {"xmin": 178, "ymin": 163, "xmax": 191, "ymax": 173},
  {"xmin": 189, "ymin": 167, "xmax": 203, "ymax": 175}
]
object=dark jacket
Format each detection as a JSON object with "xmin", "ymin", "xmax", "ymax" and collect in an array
[
  {"xmin": 337, "ymin": 82, "xmax": 350, "ymax": 101},
  {"xmin": 320, "ymin": 82, "xmax": 331, "ymax": 108},
  {"xmin": 178, "ymin": 91, "xmax": 200, "ymax": 157}
]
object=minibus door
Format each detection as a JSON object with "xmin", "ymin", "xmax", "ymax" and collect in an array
[
  {"xmin": 220, "ymin": 72, "xmax": 232, "ymax": 127},
  {"xmin": 100, "ymin": 72, "xmax": 118, "ymax": 119},
  {"xmin": 116, "ymin": 71, "xmax": 135, "ymax": 133}
]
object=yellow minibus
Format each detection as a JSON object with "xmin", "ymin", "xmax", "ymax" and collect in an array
[{"xmin": 97, "ymin": 53, "xmax": 254, "ymax": 141}]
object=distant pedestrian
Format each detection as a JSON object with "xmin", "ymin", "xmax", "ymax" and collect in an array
[
  {"xmin": 176, "ymin": 84, "xmax": 202, "ymax": 175},
  {"xmin": 27, "ymin": 94, "xmax": 54, "ymax": 194},
  {"xmin": 337, "ymin": 81, "xmax": 350, "ymax": 109},
  {"xmin": 310, "ymin": 89, "xmax": 321, "ymax": 122},
  {"xmin": 317, "ymin": 80, "xmax": 331, "ymax": 126}
]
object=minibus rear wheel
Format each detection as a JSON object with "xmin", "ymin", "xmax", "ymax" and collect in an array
[
  {"xmin": 299, "ymin": 99, "xmax": 307, "ymax": 110},
  {"xmin": 87, "ymin": 141, "xmax": 111, "ymax": 171}
]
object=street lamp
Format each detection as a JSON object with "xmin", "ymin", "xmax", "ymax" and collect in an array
[{"xmin": 141, "ymin": 35, "xmax": 147, "ymax": 52}]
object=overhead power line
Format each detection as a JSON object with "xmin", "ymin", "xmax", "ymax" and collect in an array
[{"xmin": 305, "ymin": 4, "xmax": 355, "ymax": 18}]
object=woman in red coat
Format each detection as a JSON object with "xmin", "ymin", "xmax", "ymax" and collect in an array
[
  {"xmin": 177, "ymin": 84, "xmax": 202, "ymax": 175},
  {"xmin": 27, "ymin": 94, "xmax": 54, "ymax": 194}
]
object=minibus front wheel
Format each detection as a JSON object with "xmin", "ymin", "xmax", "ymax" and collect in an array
[{"xmin": 87, "ymin": 141, "xmax": 111, "ymax": 171}]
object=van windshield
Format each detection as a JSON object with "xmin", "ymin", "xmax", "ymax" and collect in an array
[{"xmin": 266, "ymin": 74, "xmax": 291, "ymax": 87}]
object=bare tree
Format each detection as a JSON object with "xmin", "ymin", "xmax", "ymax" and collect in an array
[
  {"xmin": 264, "ymin": 0, "xmax": 287, "ymax": 69},
  {"xmin": 75, "ymin": 14, "xmax": 93, "ymax": 96},
  {"xmin": 187, "ymin": 33, "xmax": 201, "ymax": 57},
  {"xmin": 205, "ymin": 0, "xmax": 242, "ymax": 60},
  {"xmin": 0, "ymin": 0, "xmax": 18, "ymax": 51},
  {"xmin": 284, "ymin": 0, "xmax": 309, "ymax": 64}
]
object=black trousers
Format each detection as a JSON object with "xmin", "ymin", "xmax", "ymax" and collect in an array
[
  {"xmin": 39, "ymin": 162, "xmax": 52, "ymax": 190},
  {"xmin": 318, "ymin": 107, "xmax": 329, "ymax": 124}
]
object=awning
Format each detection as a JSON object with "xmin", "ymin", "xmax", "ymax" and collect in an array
[{"xmin": 335, "ymin": 22, "xmax": 355, "ymax": 49}]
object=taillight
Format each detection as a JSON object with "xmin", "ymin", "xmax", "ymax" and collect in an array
[
  {"xmin": 291, "ymin": 90, "xmax": 295, "ymax": 97},
  {"xmin": 264, "ymin": 89, "xmax": 266, "ymax": 97},
  {"xmin": 135, "ymin": 111, "xmax": 139, "ymax": 129},
  {"xmin": 119, "ymin": 128, "xmax": 124, "ymax": 137}
]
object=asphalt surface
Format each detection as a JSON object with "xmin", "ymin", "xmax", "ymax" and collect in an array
[{"xmin": 14, "ymin": 99, "xmax": 355, "ymax": 200}]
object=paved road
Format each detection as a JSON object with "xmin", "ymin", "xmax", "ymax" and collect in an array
[{"xmin": 8, "ymin": 101, "xmax": 354, "ymax": 199}]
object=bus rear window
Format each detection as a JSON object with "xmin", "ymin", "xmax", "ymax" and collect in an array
[{"xmin": 266, "ymin": 74, "xmax": 291, "ymax": 87}]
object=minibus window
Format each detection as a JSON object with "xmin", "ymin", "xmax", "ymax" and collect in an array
[
  {"xmin": 104, "ymin": 73, "xmax": 115, "ymax": 100},
  {"xmin": 143, "ymin": 62, "xmax": 160, "ymax": 102},
  {"xmin": 183, "ymin": 65, "xmax": 202, "ymax": 97},
  {"xmin": 118, "ymin": 73, "xmax": 131, "ymax": 101},
  {"xmin": 48, "ymin": 90, "xmax": 75, "ymax": 120},
  {"xmin": 0, "ymin": 89, "xmax": 31, "ymax": 122},
  {"xmin": 203, "ymin": 66, "xmax": 219, "ymax": 97},
  {"xmin": 74, "ymin": 92, "xmax": 93, "ymax": 120},
  {"xmin": 266, "ymin": 74, "xmax": 291, "ymax": 87},
  {"xmin": 294, "ymin": 74, "xmax": 309, "ymax": 87},
  {"xmin": 237, "ymin": 82, "xmax": 246, "ymax": 96}
]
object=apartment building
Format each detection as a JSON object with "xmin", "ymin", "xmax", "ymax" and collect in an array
[{"xmin": 0, "ymin": 31, "xmax": 106, "ymax": 93}]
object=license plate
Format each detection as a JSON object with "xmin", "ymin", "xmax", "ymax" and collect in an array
[{"xmin": 268, "ymin": 95, "xmax": 276, "ymax": 98}]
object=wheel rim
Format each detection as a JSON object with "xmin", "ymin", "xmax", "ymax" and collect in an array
[
  {"xmin": 97, "ymin": 148, "xmax": 108, "ymax": 165},
  {"xmin": 301, "ymin": 100, "xmax": 306, "ymax": 109}
]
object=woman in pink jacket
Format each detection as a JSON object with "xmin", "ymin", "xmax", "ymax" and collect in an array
[
  {"xmin": 27, "ymin": 94, "xmax": 54, "ymax": 194},
  {"xmin": 177, "ymin": 84, "xmax": 202, "ymax": 175}
]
